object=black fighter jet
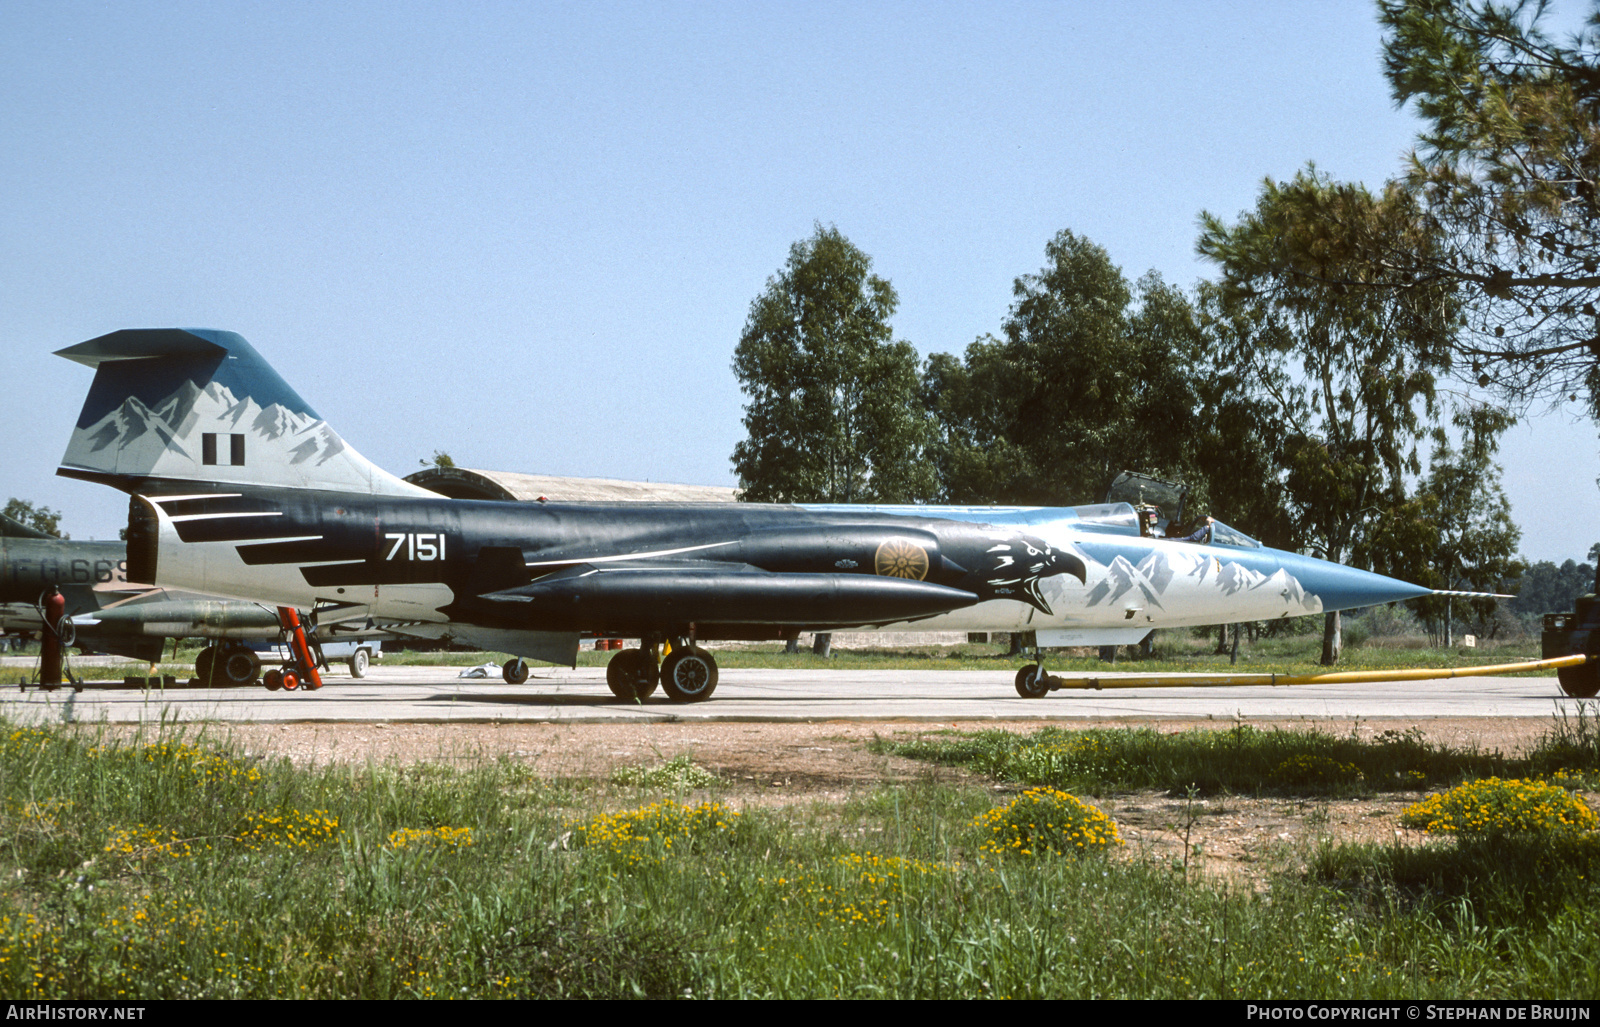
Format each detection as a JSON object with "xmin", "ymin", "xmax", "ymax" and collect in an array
[{"xmin": 55, "ymin": 329, "xmax": 1432, "ymax": 701}]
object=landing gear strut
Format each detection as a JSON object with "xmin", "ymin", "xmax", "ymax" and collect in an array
[
  {"xmin": 1013, "ymin": 634, "xmax": 1052, "ymax": 699},
  {"xmin": 1015, "ymin": 663, "xmax": 1049, "ymax": 699}
]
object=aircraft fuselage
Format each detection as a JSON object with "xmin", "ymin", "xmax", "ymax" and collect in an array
[
  {"xmin": 126, "ymin": 486, "xmax": 1418, "ymax": 654},
  {"xmin": 0, "ymin": 535, "xmax": 126, "ymax": 605}
]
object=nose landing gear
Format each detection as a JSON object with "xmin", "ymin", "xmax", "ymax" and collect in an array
[
  {"xmin": 1015, "ymin": 663, "xmax": 1050, "ymax": 699},
  {"xmin": 1013, "ymin": 634, "xmax": 1054, "ymax": 698}
]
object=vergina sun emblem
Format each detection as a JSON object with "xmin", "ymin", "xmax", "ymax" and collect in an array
[{"xmin": 874, "ymin": 538, "xmax": 930, "ymax": 580}]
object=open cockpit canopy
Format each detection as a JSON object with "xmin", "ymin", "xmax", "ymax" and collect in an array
[{"xmin": 1104, "ymin": 471, "xmax": 1186, "ymax": 534}]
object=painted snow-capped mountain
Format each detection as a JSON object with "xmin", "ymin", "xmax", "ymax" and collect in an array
[
  {"xmin": 1181, "ymin": 551, "xmax": 1323, "ymax": 615},
  {"xmin": 150, "ymin": 378, "xmax": 206, "ymax": 436},
  {"xmin": 1270, "ymin": 568, "xmax": 1323, "ymax": 613},
  {"xmin": 62, "ymin": 379, "xmax": 370, "ymax": 490},
  {"xmin": 1188, "ymin": 552, "xmax": 1321, "ymax": 612},
  {"xmin": 1084, "ymin": 554, "xmax": 1168, "ymax": 610},
  {"xmin": 1081, "ymin": 547, "xmax": 1325, "ymax": 619},
  {"xmin": 1215, "ymin": 558, "xmax": 1270, "ymax": 595},
  {"xmin": 82, "ymin": 396, "xmax": 190, "ymax": 463}
]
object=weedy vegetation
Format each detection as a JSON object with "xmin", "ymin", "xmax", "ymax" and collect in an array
[
  {"xmin": 0, "ymin": 707, "xmax": 1597, "ymax": 998},
  {"xmin": 878, "ymin": 710, "xmax": 1600, "ymax": 797}
]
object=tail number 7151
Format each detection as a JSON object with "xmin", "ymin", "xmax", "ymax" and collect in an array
[{"xmin": 384, "ymin": 533, "xmax": 447, "ymax": 561}]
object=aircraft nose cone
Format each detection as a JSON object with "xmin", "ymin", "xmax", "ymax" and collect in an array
[{"xmin": 1279, "ymin": 553, "xmax": 1433, "ymax": 612}]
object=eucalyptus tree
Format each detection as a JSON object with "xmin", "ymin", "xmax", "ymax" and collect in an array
[
  {"xmin": 1188, "ymin": 284, "xmax": 1300, "ymax": 551},
  {"xmin": 922, "ymin": 231, "xmax": 1203, "ymax": 506},
  {"xmin": 731, "ymin": 225, "xmax": 935, "ymax": 504},
  {"xmin": 1416, "ymin": 405, "xmax": 1523, "ymax": 643}
]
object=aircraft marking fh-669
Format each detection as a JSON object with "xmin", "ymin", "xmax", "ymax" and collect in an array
[{"xmin": 55, "ymin": 328, "xmax": 1443, "ymax": 701}]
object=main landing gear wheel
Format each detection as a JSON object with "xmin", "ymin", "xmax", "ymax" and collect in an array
[
  {"xmin": 1015, "ymin": 664, "xmax": 1050, "ymax": 699},
  {"xmin": 502, "ymin": 658, "xmax": 530, "ymax": 685},
  {"xmin": 660, "ymin": 646, "xmax": 718, "ymax": 703},
  {"xmin": 349, "ymin": 648, "xmax": 369, "ymax": 678},
  {"xmin": 606, "ymin": 647, "xmax": 659, "ymax": 700},
  {"xmin": 218, "ymin": 646, "xmax": 261, "ymax": 687},
  {"xmin": 195, "ymin": 645, "xmax": 217, "ymax": 685},
  {"xmin": 1558, "ymin": 663, "xmax": 1600, "ymax": 698}
]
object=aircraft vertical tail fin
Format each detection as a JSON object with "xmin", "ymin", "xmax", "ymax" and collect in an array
[{"xmin": 56, "ymin": 329, "xmax": 432, "ymax": 497}]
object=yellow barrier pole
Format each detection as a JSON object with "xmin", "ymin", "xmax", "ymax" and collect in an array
[{"xmin": 1043, "ymin": 653, "xmax": 1590, "ymax": 691}]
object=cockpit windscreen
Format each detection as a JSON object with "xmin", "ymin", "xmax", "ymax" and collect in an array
[{"xmin": 1208, "ymin": 520, "xmax": 1261, "ymax": 548}]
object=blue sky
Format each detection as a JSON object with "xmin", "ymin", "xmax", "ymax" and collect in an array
[{"xmin": 3, "ymin": 0, "xmax": 1595, "ymax": 563}]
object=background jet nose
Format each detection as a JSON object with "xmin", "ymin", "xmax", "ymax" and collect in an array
[{"xmin": 1280, "ymin": 553, "xmax": 1433, "ymax": 612}]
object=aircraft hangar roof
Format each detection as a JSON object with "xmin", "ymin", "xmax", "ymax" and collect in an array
[{"xmin": 404, "ymin": 466, "xmax": 740, "ymax": 503}]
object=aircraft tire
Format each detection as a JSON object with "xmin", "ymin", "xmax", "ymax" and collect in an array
[
  {"xmin": 660, "ymin": 646, "xmax": 717, "ymax": 703},
  {"xmin": 1558, "ymin": 664, "xmax": 1600, "ymax": 698},
  {"xmin": 349, "ymin": 648, "xmax": 369, "ymax": 678},
  {"xmin": 606, "ymin": 647, "xmax": 658, "ymax": 700},
  {"xmin": 219, "ymin": 647, "xmax": 261, "ymax": 686},
  {"xmin": 502, "ymin": 658, "xmax": 530, "ymax": 685},
  {"xmin": 1014, "ymin": 664, "xmax": 1049, "ymax": 699},
  {"xmin": 195, "ymin": 646, "xmax": 217, "ymax": 686}
]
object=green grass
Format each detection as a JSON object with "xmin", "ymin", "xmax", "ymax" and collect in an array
[
  {"xmin": 1307, "ymin": 832, "xmax": 1600, "ymax": 926},
  {"xmin": 879, "ymin": 707, "xmax": 1600, "ymax": 797},
  {"xmin": 0, "ymin": 713, "xmax": 1598, "ymax": 998}
]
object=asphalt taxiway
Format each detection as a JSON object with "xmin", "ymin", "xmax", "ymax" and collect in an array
[{"xmin": 0, "ymin": 663, "xmax": 1587, "ymax": 725}]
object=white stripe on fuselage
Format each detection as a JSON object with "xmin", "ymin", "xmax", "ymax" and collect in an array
[
  {"xmin": 167, "ymin": 511, "xmax": 283, "ymax": 523},
  {"xmin": 524, "ymin": 540, "xmax": 737, "ymax": 567}
]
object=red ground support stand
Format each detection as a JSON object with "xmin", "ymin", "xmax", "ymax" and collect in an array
[
  {"xmin": 275, "ymin": 606, "xmax": 323, "ymax": 691},
  {"xmin": 39, "ymin": 587, "xmax": 65, "ymax": 688}
]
